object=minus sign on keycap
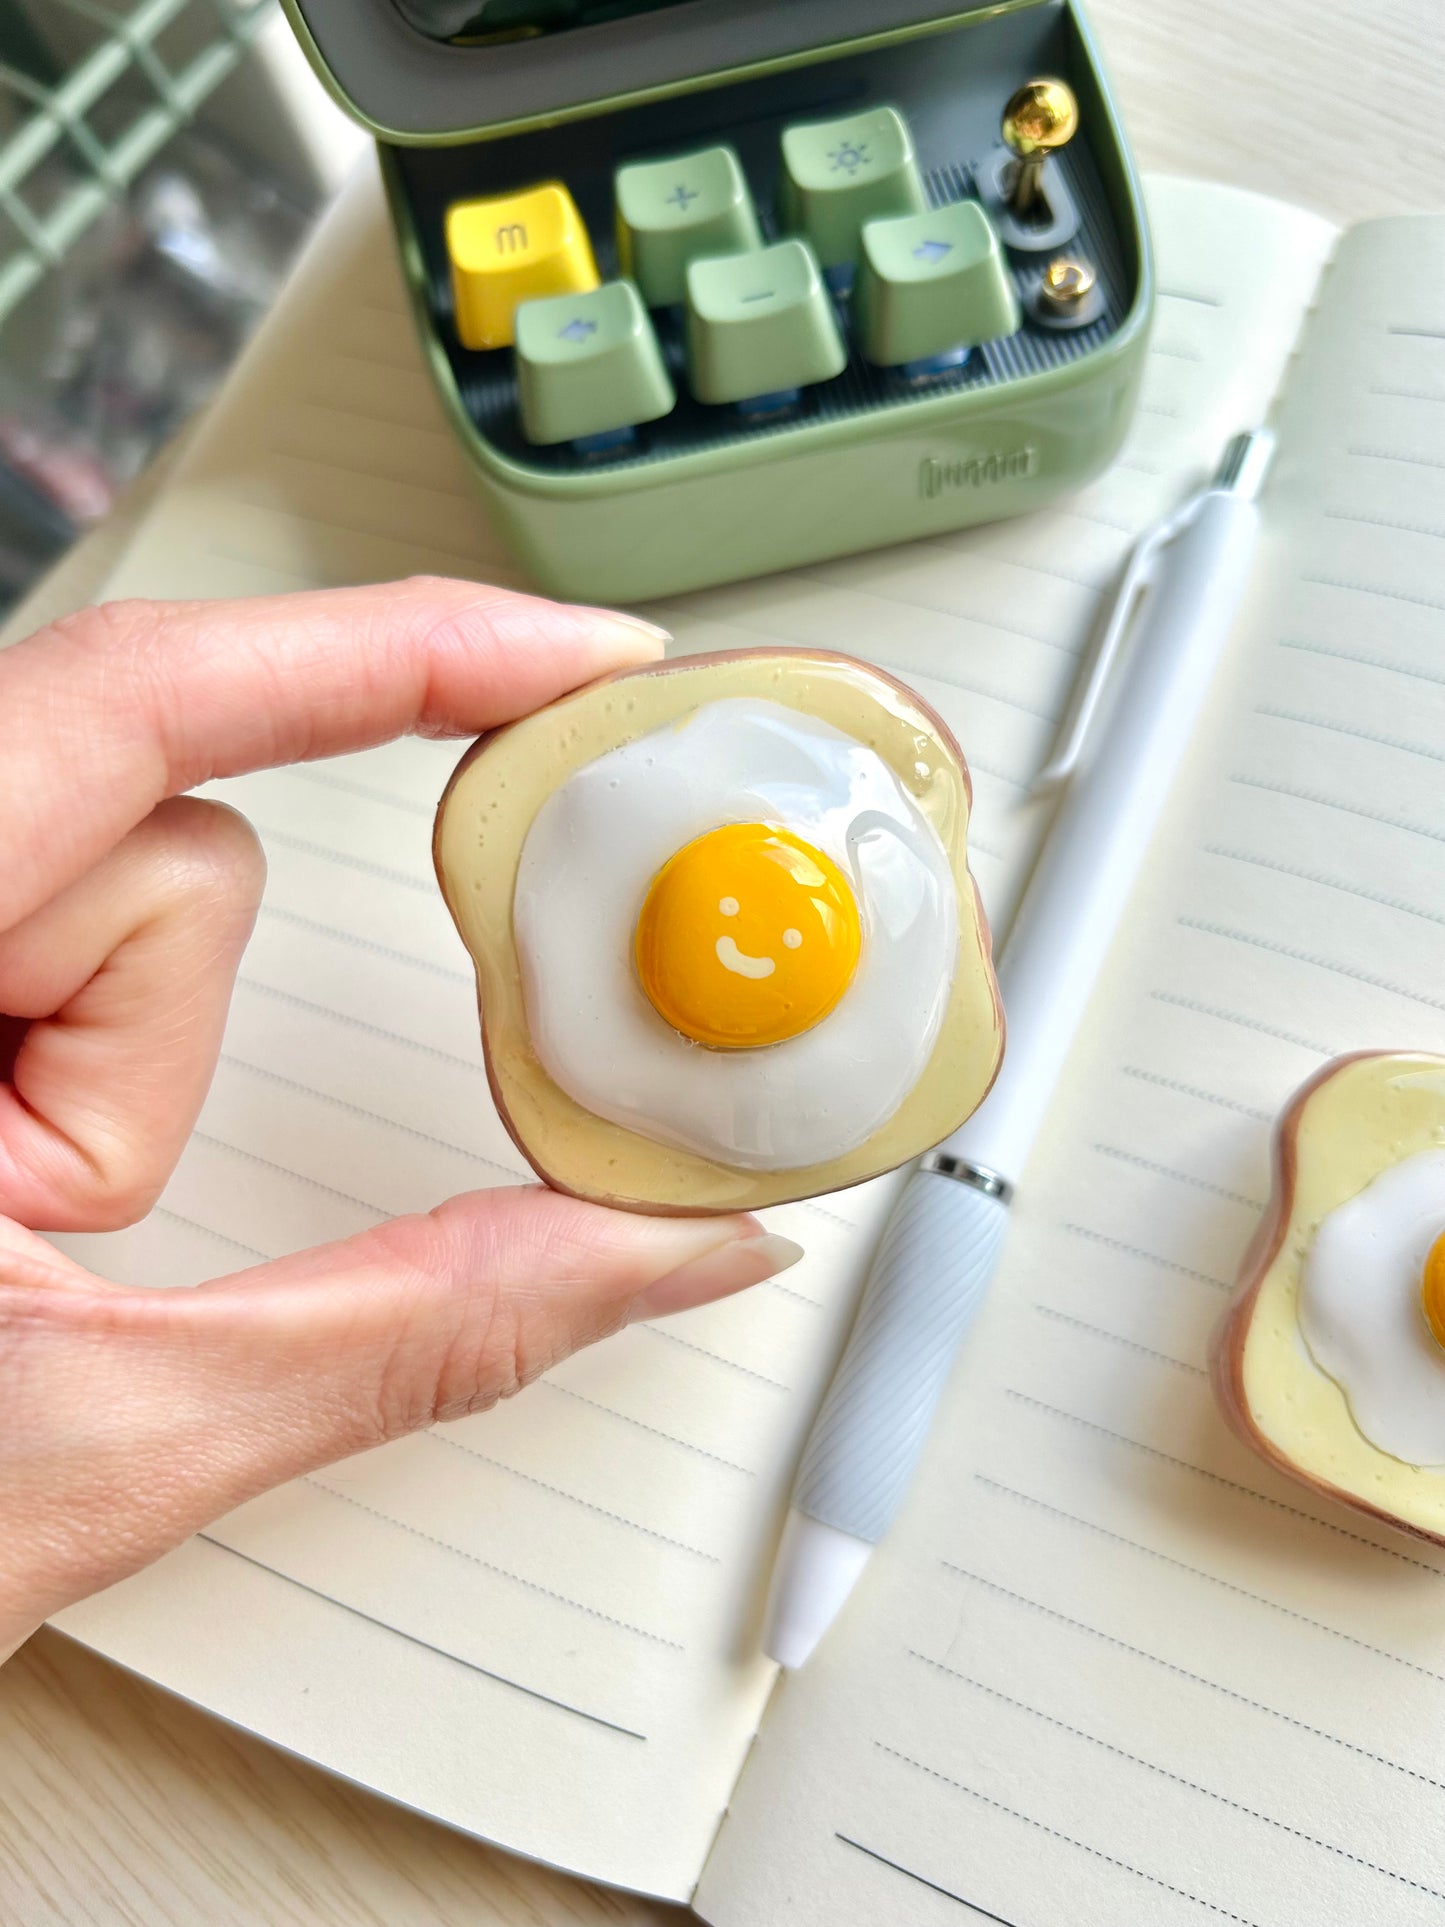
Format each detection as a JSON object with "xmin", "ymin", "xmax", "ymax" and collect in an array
[{"xmin": 740, "ymin": 290, "xmax": 775, "ymax": 303}]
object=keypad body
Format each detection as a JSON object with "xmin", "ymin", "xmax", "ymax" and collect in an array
[{"xmin": 379, "ymin": 0, "xmax": 1152, "ymax": 599}]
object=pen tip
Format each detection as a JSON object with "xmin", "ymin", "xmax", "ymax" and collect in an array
[{"xmin": 762, "ymin": 1511, "xmax": 872, "ymax": 1669}]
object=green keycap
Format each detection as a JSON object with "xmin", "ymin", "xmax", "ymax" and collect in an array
[
  {"xmin": 854, "ymin": 199, "xmax": 1021, "ymax": 366},
  {"xmin": 615, "ymin": 144, "xmax": 761, "ymax": 308},
  {"xmin": 778, "ymin": 105, "xmax": 926, "ymax": 269},
  {"xmin": 685, "ymin": 240, "xmax": 846, "ymax": 405},
  {"xmin": 514, "ymin": 280, "xmax": 675, "ymax": 445}
]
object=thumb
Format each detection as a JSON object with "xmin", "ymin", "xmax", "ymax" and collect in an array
[{"xmin": 0, "ymin": 1191, "xmax": 800, "ymax": 1644}]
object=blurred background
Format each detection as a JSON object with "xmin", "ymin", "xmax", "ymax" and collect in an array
[{"xmin": 0, "ymin": 0, "xmax": 363, "ymax": 619}]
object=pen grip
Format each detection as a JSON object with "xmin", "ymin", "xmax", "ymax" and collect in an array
[{"xmin": 792, "ymin": 1170, "xmax": 1009, "ymax": 1543}]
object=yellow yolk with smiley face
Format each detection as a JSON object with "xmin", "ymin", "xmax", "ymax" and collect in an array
[
  {"xmin": 1420, "ymin": 1231, "xmax": 1445, "ymax": 1353},
  {"xmin": 634, "ymin": 822, "xmax": 862, "ymax": 1049}
]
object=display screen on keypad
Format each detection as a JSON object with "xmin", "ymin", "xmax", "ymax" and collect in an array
[
  {"xmin": 391, "ymin": 9, "xmax": 1133, "ymax": 475},
  {"xmin": 391, "ymin": 0, "xmax": 689, "ymax": 47}
]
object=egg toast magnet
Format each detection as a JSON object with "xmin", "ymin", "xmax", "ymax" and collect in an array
[
  {"xmin": 434, "ymin": 648, "xmax": 1003, "ymax": 1214},
  {"xmin": 1214, "ymin": 1050, "xmax": 1445, "ymax": 1545}
]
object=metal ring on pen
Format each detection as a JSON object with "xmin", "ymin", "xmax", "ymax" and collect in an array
[{"xmin": 918, "ymin": 1152, "xmax": 1014, "ymax": 1203}]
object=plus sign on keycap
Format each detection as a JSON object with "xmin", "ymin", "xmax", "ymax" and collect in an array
[{"xmin": 615, "ymin": 144, "xmax": 760, "ymax": 307}]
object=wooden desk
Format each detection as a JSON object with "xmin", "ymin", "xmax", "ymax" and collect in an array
[{"xmin": 4, "ymin": 4, "xmax": 1443, "ymax": 1919}]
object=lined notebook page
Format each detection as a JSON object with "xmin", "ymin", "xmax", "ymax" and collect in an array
[
  {"xmin": 696, "ymin": 215, "xmax": 1445, "ymax": 1926},
  {"xmin": 44, "ymin": 166, "xmax": 1329, "ymax": 1899}
]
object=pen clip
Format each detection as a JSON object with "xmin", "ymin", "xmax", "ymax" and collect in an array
[{"xmin": 1030, "ymin": 491, "xmax": 1205, "ymax": 796}]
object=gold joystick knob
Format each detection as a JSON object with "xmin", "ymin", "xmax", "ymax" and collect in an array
[
  {"xmin": 1038, "ymin": 254, "xmax": 1096, "ymax": 318},
  {"xmin": 1001, "ymin": 77, "xmax": 1079, "ymax": 218}
]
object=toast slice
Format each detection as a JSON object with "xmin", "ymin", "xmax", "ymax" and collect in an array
[
  {"xmin": 1213, "ymin": 1050, "xmax": 1445, "ymax": 1544},
  {"xmin": 433, "ymin": 647, "xmax": 1003, "ymax": 1214}
]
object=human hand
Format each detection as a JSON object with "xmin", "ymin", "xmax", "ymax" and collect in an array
[{"xmin": 0, "ymin": 577, "xmax": 801, "ymax": 1659}]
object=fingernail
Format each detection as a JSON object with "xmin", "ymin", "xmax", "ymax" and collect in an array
[
  {"xmin": 628, "ymin": 1232, "xmax": 804, "ymax": 1323},
  {"xmin": 582, "ymin": 607, "xmax": 672, "ymax": 655}
]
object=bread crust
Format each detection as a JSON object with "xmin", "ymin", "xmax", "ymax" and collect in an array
[{"xmin": 434, "ymin": 647, "xmax": 1003, "ymax": 1215}]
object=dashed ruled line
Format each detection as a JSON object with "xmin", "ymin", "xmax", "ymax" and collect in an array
[
  {"xmin": 1092, "ymin": 1141, "xmax": 1262, "ymax": 1210},
  {"xmin": 1033, "ymin": 1304, "xmax": 1204, "ymax": 1375},
  {"xmin": 941, "ymin": 1562, "xmax": 1445, "ymax": 1793},
  {"xmin": 1059, "ymin": 1221, "xmax": 1232, "ymax": 1292},
  {"xmin": 1004, "ymin": 1390, "xmax": 1445, "ymax": 1576},
  {"xmin": 426, "ymin": 1434, "xmax": 718, "ymax": 1561},
  {"xmin": 303, "ymin": 1478, "xmax": 684, "ymax": 1650},
  {"xmin": 905, "ymin": 1650, "xmax": 1445, "ymax": 1906},
  {"xmin": 977, "ymin": 1478, "xmax": 1445, "ymax": 1682},
  {"xmin": 874, "ymin": 1741, "xmax": 1262, "ymax": 1926}
]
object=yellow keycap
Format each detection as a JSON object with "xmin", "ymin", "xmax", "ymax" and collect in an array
[{"xmin": 445, "ymin": 183, "xmax": 600, "ymax": 350}]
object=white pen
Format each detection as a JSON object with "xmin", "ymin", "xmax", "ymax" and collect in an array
[{"xmin": 763, "ymin": 427, "xmax": 1276, "ymax": 1669}]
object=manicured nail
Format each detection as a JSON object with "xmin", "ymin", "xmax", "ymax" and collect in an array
[
  {"xmin": 583, "ymin": 607, "xmax": 672, "ymax": 653},
  {"xmin": 628, "ymin": 1232, "xmax": 804, "ymax": 1323}
]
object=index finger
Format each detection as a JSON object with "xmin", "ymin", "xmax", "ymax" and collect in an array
[{"xmin": 0, "ymin": 575, "xmax": 667, "ymax": 932}]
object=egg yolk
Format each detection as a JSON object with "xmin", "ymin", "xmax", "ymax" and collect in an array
[
  {"xmin": 634, "ymin": 822, "xmax": 862, "ymax": 1049},
  {"xmin": 1420, "ymin": 1232, "xmax": 1445, "ymax": 1353}
]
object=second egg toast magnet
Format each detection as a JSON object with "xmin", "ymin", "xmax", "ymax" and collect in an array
[{"xmin": 1215, "ymin": 1051, "xmax": 1445, "ymax": 1545}]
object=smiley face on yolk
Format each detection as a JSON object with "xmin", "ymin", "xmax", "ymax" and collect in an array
[{"xmin": 634, "ymin": 822, "xmax": 862, "ymax": 1049}]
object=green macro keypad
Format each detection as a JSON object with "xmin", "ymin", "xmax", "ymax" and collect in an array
[
  {"xmin": 291, "ymin": 0, "xmax": 1153, "ymax": 602},
  {"xmin": 854, "ymin": 199, "xmax": 1021, "ymax": 367},
  {"xmin": 684, "ymin": 239, "xmax": 846, "ymax": 405},
  {"xmin": 778, "ymin": 105, "xmax": 926, "ymax": 269},
  {"xmin": 615, "ymin": 144, "xmax": 761, "ymax": 307},
  {"xmin": 514, "ymin": 280, "xmax": 674, "ymax": 444},
  {"xmin": 414, "ymin": 82, "xmax": 1130, "ymax": 501}
]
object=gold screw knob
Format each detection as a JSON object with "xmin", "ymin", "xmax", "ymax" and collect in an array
[
  {"xmin": 1001, "ymin": 77, "xmax": 1079, "ymax": 217},
  {"xmin": 1038, "ymin": 255, "xmax": 1096, "ymax": 315}
]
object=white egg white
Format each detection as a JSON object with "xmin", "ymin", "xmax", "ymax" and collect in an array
[
  {"xmin": 1299, "ymin": 1148, "xmax": 1445, "ymax": 1466},
  {"xmin": 511, "ymin": 698, "xmax": 959, "ymax": 1170}
]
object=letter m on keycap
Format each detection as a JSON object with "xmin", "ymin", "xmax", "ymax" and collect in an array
[{"xmin": 495, "ymin": 222, "xmax": 528, "ymax": 252}]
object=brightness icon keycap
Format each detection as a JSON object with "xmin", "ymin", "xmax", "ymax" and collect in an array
[
  {"xmin": 779, "ymin": 106, "xmax": 924, "ymax": 269},
  {"xmin": 829, "ymin": 141, "xmax": 870, "ymax": 174}
]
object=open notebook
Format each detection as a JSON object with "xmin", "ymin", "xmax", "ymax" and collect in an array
[{"xmin": 38, "ymin": 161, "xmax": 1445, "ymax": 1921}]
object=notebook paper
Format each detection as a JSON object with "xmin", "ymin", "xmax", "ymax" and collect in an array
[
  {"xmin": 43, "ymin": 161, "xmax": 1338, "ymax": 1900},
  {"xmin": 696, "ymin": 214, "xmax": 1445, "ymax": 1926}
]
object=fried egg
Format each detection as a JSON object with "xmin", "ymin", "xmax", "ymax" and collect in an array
[
  {"xmin": 433, "ymin": 646, "xmax": 1003, "ymax": 1214},
  {"xmin": 511, "ymin": 698, "xmax": 959, "ymax": 1170},
  {"xmin": 1300, "ymin": 1149, "xmax": 1445, "ymax": 1466}
]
